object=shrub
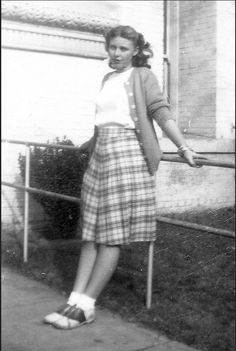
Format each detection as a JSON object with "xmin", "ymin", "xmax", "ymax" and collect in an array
[{"xmin": 18, "ymin": 137, "xmax": 89, "ymax": 240}]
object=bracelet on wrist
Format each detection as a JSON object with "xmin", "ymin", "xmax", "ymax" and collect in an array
[{"xmin": 177, "ymin": 145, "xmax": 194, "ymax": 156}]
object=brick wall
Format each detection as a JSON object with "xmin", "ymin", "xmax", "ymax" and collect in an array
[
  {"xmin": 178, "ymin": 0, "xmax": 217, "ymax": 138},
  {"xmin": 216, "ymin": 0, "xmax": 235, "ymax": 139},
  {"xmin": 1, "ymin": 143, "xmax": 48, "ymax": 231},
  {"xmin": 2, "ymin": 49, "xmax": 104, "ymax": 144},
  {"xmin": 1, "ymin": 48, "xmax": 104, "ymax": 229},
  {"xmin": 165, "ymin": 0, "xmax": 235, "ymax": 214},
  {"xmin": 156, "ymin": 151, "xmax": 235, "ymax": 214}
]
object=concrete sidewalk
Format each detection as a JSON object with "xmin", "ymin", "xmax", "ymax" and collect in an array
[{"xmin": 1, "ymin": 267, "xmax": 199, "ymax": 351}]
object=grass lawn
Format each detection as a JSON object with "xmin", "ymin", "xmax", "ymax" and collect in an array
[{"xmin": 1, "ymin": 207, "xmax": 235, "ymax": 351}]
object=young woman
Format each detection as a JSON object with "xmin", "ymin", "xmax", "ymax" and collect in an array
[{"xmin": 43, "ymin": 25, "xmax": 204, "ymax": 330}]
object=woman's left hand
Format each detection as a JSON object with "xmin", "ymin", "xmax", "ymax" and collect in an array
[{"xmin": 182, "ymin": 150, "xmax": 207, "ymax": 168}]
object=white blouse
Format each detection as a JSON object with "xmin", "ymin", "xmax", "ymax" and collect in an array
[{"xmin": 95, "ymin": 67, "xmax": 135, "ymax": 128}]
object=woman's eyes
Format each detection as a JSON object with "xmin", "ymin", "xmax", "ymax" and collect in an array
[{"xmin": 109, "ymin": 46, "xmax": 128, "ymax": 52}]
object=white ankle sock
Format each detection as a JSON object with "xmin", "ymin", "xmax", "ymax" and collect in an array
[
  {"xmin": 67, "ymin": 291, "xmax": 81, "ymax": 306},
  {"xmin": 77, "ymin": 294, "xmax": 96, "ymax": 311}
]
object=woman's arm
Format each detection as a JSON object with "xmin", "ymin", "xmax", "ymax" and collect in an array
[
  {"xmin": 160, "ymin": 119, "xmax": 187, "ymax": 148},
  {"xmin": 143, "ymin": 69, "xmax": 207, "ymax": 167},
  {"xmin": 161, "ymin": 119, "xmax": 206, "ymax": 167},
  {"xmin": 79, "ymin": 126, "xmax": 98, "ymax": 155},
  {"xmin": 79, "ymin": 137, "xmax": 94, "ymax": 153}
]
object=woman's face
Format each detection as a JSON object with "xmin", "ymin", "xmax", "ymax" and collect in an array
[{"xmin": 107, "ymin": 36, "xmax": 138, "ymax": 72}]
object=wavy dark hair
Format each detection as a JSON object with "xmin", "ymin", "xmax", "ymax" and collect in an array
[{"xmin": 105, "ymin": 25, "xmax": 153, "ymax": 69}]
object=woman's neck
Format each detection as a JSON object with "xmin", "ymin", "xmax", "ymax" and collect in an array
[{"xmin": 115, "ymin": 66, "xmax": 133, "ymax": 73}]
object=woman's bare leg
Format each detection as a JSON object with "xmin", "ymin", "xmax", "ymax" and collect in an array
[
  {"xmin": 72, "ymin": 241, "xmax": 98, "ymax": 294},
  {"xmin": 83, "ymin": 244, "xmax": 120, "ymax": 299},
  {"xmin": 46, "ymin": 244, "xmax": 120, "ymax": 328}
]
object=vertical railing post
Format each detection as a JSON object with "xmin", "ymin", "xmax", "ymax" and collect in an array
[
  {"xmin": 146, "ymin": 241, "xmax": 154, "ymax": 309},
  {"xmin": 23, "ymin": 144, "xmax": 30, "ymax": 263}
]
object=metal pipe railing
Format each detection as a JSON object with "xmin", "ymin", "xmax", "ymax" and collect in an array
[
  {"xmin": 1, "ymin": 138, "xmax": 235, "ymax": 309},
  {"xmin": 147, "ymin": 241, "xmax": 154, "ymax": 309},
  {"xmin": 3, "ymin": 180, "xmax": 234, "ymax": 238},
  {"xmin": 1, "ymin": 139, "xmax": 81, "ymax": 150},
  {"xmin": 161, "ymin": 155, "xmax": 235, "ymax": 168},
  {"xmin": 1, "ymin": 181, "xmax": 81, "ymax": 204},
  {"xmin": 23, "ymin": 145, "xmax": 30, "ymax": 262},
  {"xmin": 156, "ymin": 216, "xmax": 235, "ymax": 238},
  {"xmin": 2, "ymin": 138, "xmax": 235, "ymax": 153}
]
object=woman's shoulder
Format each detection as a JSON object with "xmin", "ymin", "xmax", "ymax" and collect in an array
[
  {"xmin": 133, "ymin": 67, "xmax": 157, "ymax": 82},
  {"xmin": 133, "ymin": 66, "xmax": 156, "ymax": 77}
]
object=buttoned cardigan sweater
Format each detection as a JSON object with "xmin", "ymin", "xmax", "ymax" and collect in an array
[{"xmin": 80, "ymin": 67, "xmax": 175, "ymax": 175}]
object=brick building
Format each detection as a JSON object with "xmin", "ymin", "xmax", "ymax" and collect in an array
[{"xmin": 1, "ymin": 1, "xmax": 235, "ymax": 231}]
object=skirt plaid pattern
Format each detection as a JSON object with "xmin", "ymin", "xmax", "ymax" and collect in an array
[{"xmin": 80, "ymin": 127, "xmax": 157, "ymax": 245}]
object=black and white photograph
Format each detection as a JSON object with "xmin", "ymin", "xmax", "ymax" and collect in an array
[{"xmin": 1, "ymin": 1, "xmax": 235, "ymax": 351}]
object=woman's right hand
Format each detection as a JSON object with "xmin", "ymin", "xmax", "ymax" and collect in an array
[{"xmin": 182, "ymin": 149, "xmax": 208, "ymax": 168}]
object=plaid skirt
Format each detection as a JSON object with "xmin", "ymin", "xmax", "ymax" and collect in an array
[{"xmin": 80, "ymin": 127, "xmax": 157, "ymax": 245}]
